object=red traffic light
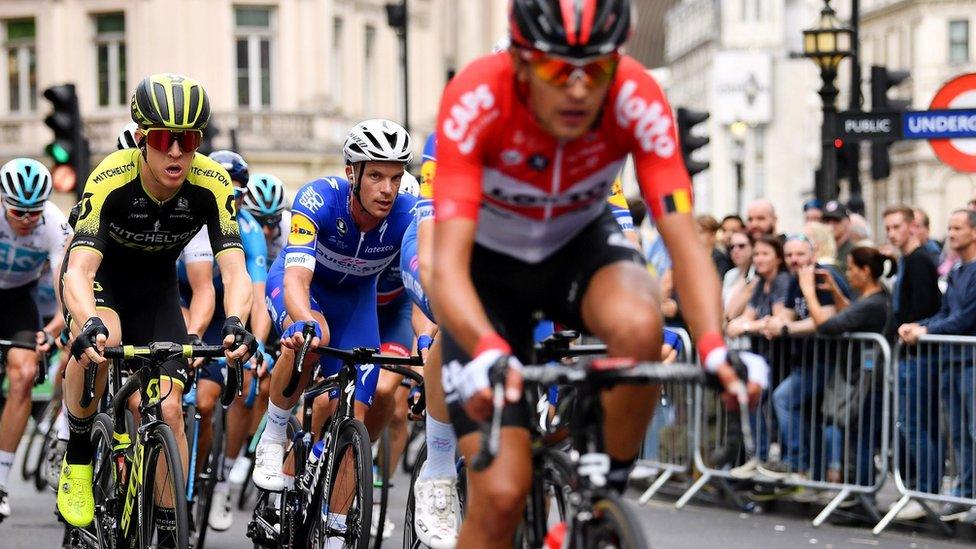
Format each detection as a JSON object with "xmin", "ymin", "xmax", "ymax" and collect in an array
[{"xmin": 834, "ymin": 138, "xmax": 844, "ymax": 149}]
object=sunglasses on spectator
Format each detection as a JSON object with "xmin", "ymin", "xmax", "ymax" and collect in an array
[
  {"xmin": 144, "ymin": 128, "xmax": 203, "ymax": 153},
  {"xmin": 730, "ymin": 243, "xmax": 750, "ymax": 250},
  {"xmin": 518, "ymin": 48, "xmax": 620, "ymax": 89}
]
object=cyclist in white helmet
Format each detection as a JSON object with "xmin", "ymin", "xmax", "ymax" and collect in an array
[
  {"xmin": 253, "ymin": 120, "xmax": 417, "ymax": 544},
  {"xmin": 0, "ymin": 158, "xmax": 72, "ymax": 521}
]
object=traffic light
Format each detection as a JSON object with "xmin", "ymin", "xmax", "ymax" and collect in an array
[
  {"xmin": 43, "ymin": 84, "xmax": 90, "ymax": 195},
  {"xmin": 385, "ymin": 2, "xmax": 406, "ymax": 32},
  {"xmin": 835, "ymin": 139, "xmax": 857, "ymax": 181},
  {"xmin": 676, "ymin": 107, "xmax": 709, "ymax": 177},
  {"xmin": 869, "ymin": 65, "xmax": 911, "ymax": 180}
]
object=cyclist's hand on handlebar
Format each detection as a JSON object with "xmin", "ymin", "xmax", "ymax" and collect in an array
[
  {"xmin": 35, "ymin": 330, "xmax": 54, "ymax": 354},
  {"xmin": 280, "ymin": 320, "xmax": 322, "ymax": 351},
  {"xmin": 716, "ymin": 351, "xmax": 768, "ymax": 410},
  {"xmin": 445, "ymin": 350, "xmax": 523, "ymax": 423},
  {"xmin": 222, "ymin": 316, "xmax": 256, "ymax": 363},
  {"xmin": 70, "ymin": 317, "xmax": 109, "ymax": 367}
]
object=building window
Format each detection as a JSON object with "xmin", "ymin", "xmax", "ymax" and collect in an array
[
  {"xmin": 364, "ymin": 24, "xmax": 376, "ymax": 113},
  {"xmin": 4, "ymin": 18, "xmax": 36, "ymax": 114},
  {"xmin": 331, "ymin": 17, "xmax": 343, "ymax": 103},
  {"xmin": 235, "ymin": 6, "xmax": 274, "ymax": 110},
  {"xmin": 949, "ymin": 20, "xmax": 969, "ymax": 64},
  {"xmin": 94, "ymin": 13, "xmax": 126, "ymax": 107}
]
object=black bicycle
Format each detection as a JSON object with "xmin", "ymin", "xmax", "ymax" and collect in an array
[
  {"xmin": 474, "ymin": 356, "xmax": 709, "ymax": 549},
  {"xmin": 65, "ymin": 342, "xmax": 237, "ymax": 549},
  {"xmin": 248, "ymin": 322, "xmax": 423, "ymax": 549}
]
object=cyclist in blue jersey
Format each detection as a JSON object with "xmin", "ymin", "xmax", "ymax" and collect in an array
[
  {"xmin": 254, "ymin": 120, "xmax": 416, "ymax": 544},
  {"xmin": 243, "ymin": 173, "xmax": 291, "ymax": 262},
  {"xmin": 177, "ymin": 149, "xmax": 271, "ymax": 531}
]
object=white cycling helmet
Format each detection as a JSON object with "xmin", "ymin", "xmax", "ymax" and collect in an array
[
  {"xmin": 117, "ymin": 122, "xmax": 140, "ymax": 150},
  {"xmin": 0, "ymin": 158, "xmax": 53, "ymax": 211},
  {"xmin": 399, "ymin": 172, "xmax": 420, "ymax": 197},
  {"xmin": 492, "ymin": 35, "xmax": 511, "ymax": 54},
  {"xmin": 343, "ymin": 119, "xmax": 412, "ymax": 166}
]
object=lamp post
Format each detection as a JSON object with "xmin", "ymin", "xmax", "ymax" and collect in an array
[{"xmin": 802, "ymin": 0, "xmax": 853, "ymax": 204}]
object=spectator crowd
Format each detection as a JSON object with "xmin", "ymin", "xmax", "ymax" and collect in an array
[{"xmin": 632, "ymin": 195, "xmax": 976, "ymax": 523}]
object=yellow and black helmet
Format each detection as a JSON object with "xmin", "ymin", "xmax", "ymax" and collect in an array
[{"xmin": 130, "ymin": 73, "xmax": 211, "ymax": 130}]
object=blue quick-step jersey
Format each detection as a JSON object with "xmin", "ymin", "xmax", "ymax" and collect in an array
[{"xmin": 282, "ymin": 177, "xmax": 416, "ymax": 288}]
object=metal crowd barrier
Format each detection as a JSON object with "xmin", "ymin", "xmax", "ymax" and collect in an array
[
  {"xmin": 676, "ymin": 332, "xmax": 892, "ymax": 527},
  {"xmin": 874, "ymin": 335, "xmax": 976, "ymax": 535},
  {"xmin": 636, "ymin": 328, "xmax": 696, "ymax": 504}
]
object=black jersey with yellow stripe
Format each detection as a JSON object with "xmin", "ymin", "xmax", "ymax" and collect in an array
[{"xmin": 69, "ymin": 149, "xmax": 242, "ymax": 264}]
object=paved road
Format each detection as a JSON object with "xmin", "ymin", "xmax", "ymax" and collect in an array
[{"xmin": 3, "ymin": 442, "xmax": 975, "ymax": 548}]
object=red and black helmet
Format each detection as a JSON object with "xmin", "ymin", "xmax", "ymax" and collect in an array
[{"xmin": 509, "ymin": 0, "xmax": 632, "ymax": 59}]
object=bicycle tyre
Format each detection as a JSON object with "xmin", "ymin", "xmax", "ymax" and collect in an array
[
  {"xmin": 32, "ymin": 401, "xmax": 62, "ymax": 490},
  {"xmin": 372, "ymin": 426, "xmax": 391, "ymax": 549},
  {"xmin": 515, "ymin": 448, "xmax": 577, "ymax": 548},
  {"xmin": 401, "ymin": 444, "xmax": 426, "ymax": 549},
  {"xmin": 90, "ymin": 413, "xmax": 118, "ymax": 549},
  {"xmin": 316, "ymin": 419, "xmax": 373, "ymax": 549},
  {"xmin": 138, "ymin": 422, "xmax": 190, "ymax": 549},
  {"xmin": 401, "ymin": 420, "xmax": 425, "ymax": 474},
  {"xmin": 578, "ymin": 494, "xmax": 649, "ymax": 549},
  {"xmin": 22, "ymin": 399, "xmax": 57, "ymax": 483},
  {"xmin": 192, "ymin": 403, "xmax": 225, "ymax": 549}
]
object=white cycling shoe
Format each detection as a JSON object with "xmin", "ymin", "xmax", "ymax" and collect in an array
[
  {"xmin": 208, "ymin": 485, "xmax": 234, "ymax": 531},
  {"xmin": 413, "ymin": 470, "xmax": 459, "ymax": 549},
  {"xmin": 252, "ymin": 442, "xmax": 286, "ymax": 491}
]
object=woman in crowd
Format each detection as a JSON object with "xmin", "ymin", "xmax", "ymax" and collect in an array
[
  {"xmin": 727, "ymin": 235, "xmax": 790, "ymax": 337},
  {"xmin": 723, "ymin": 230, "xmax": 755, "ymax": 321},
  {"xmin": 800, "ymin": 246, "xmax": 894, "ymax": 486},
  {"xmin": 805, "ymin": 221, "xmax": 839, "ymax": 269}
]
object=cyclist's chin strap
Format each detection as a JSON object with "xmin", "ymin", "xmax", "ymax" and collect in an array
[{"xmin": 352, "ymin": 161, "xmax": 369, "ymax": 214}]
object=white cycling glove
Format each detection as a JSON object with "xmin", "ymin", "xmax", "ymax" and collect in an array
[{"xmin": 443, "ymin": 349, "xmax": 522, "ymax": 404}]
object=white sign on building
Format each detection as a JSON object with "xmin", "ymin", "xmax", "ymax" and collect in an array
[{"xmin": 711, "ymin": 51, "xmax": 773, "ymax": 125}]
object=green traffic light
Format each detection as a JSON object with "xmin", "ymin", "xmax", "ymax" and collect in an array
[{"xmin": 45, "ymin": 142, "xmax": 70, "ymax": 164}]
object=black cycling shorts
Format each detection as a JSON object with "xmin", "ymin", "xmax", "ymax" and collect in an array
[
  {"xmin": 60, "ymin": 255, "xmax": 190, "ymax": 389},
  {"xmin": 0, "ymin": 281, "xmax": 41, "ymax": 342},
  {"xmin": 443, "ymin": 208, "xmax": 646, "ymax": 438}
]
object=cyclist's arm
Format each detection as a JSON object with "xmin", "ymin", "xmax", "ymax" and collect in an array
[
  {"xmin": 283, "ymin": 265, "xmax": 315, "ymax": 324},
  {"xmin": 411, "ymin": 303, "xmax": 437, "ymax": 343},
  {"xmin": 416, "ymin": 212, "xmax": 434, "ymax": 291},
  {"xmin": 185, "ymin": 260, "xmax": 215, "ymax": 336},
  {"xmin": 62, "ymin": 248, "xmax": 102, "ymax": 331},
  {"xmin": 214, "ymin": 249, "xmax": 253, "ymax": 323}
]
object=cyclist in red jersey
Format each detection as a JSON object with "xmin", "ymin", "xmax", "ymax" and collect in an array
[{"xmin": 430, "ymin": 1, "xmax": 768, "ymax": 547}]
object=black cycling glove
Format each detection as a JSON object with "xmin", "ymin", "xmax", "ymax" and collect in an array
[
  {"xmin": 221, "ymin": 316, "xmax": 256, "ymax": 362},
  {"xmin": 70, "ymin": 317, "xmax": 109, "ymax": 360}
]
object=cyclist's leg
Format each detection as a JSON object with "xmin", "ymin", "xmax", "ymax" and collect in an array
[
  {"xmin": 366, "ymin": 295, "xmax": 413, "ymax": 443},
  {"xmin": 550, "ymin": 210, "xmax": 661, "ymax": 492},
  {"xmin": 0, "ymin": 283, "xmax": 43, "ymax": 505}
]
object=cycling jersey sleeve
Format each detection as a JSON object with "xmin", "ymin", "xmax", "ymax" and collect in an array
[
  {"xmin": 190, "ymin": 154, "xmax": 244, "ymax": 258},
  {"xmin": 607, "ymin": 177, "xmax": 635, "ymax": 233},
  {"xmin": 238, "ymin": 210, "xmax": 269, "ymax": 284},
  {"xmin": 433, "ymin": 57, "xmax": 506, "ymax": 222},
  {"xmin": 44, "ymin": 202, "xmax": 73, "ymax": 279},
  {"xmin": 611, "ymin": 58, "xmax": 693, "ymax": 221},
  {"xmin": 181, "ymin": 227, "xmax": 214, "ymax": 264},
  {"xmin": 283, "ymin": 181, "xmax": 324, "ymax": 271}
]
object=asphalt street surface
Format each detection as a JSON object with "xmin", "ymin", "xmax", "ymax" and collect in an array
[{"xmin": 3, "ymin": 442, "xmax": 975, "ymax": 548}]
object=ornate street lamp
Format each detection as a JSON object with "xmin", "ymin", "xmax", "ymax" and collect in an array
[{"xmin": 802, "ymin": 0, "xmax": 853, "ymax": 203}]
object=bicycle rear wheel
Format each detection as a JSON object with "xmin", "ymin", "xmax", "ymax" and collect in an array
[
  {"xmin": 401, "ymin": 445, "xmax": 426, "ymax": 549},
  {"xmin": 90, "ymin": 413, "xmax": 118, "ymax": 549},
  {"xmin": 516, "ymin": 448, "xmax": 577, "ymax": 548},
  {"xmin": 138, "ymin": 422, "xmax": 190, "ymax": 549},
  {"xmin": 22, "ymin": 399, "xmax": 58, "ymax": 484},
  {"xmin": 191, "ymin": 404, "xmax": 224, "ymax": 549},
  {"xmin": 577, "ymin": 494, "xmax": 649, "ymax": 549},
  {"xmin": 371, "ymin": 427, "xmax": 391, "ymax": 549},
  {"xmin": 315, "ymin": 419, "xmax": 373, "ymax": 549}
]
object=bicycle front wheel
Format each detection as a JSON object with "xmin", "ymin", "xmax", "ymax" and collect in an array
[
  {"xmin": 371, "ymin": 426, "xmax": 391, "ymax": 549},
  {"xmin": 191, "ymin": 403, "xmax": 224, "ymax": 549},
  {"xmin": 315, "ymin": 419, "xmax": 373, "ymax": 549},
  {"xmin": 578, "ymin": 494, "xmax": 649, "ymax": 549},
  {"xmin": 90, "ymin": 413, "xmax": 118, "ymax": 549},
  {"xmin": 138, "ymin": 422, "xmax": 190, "ymax": 549}
]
